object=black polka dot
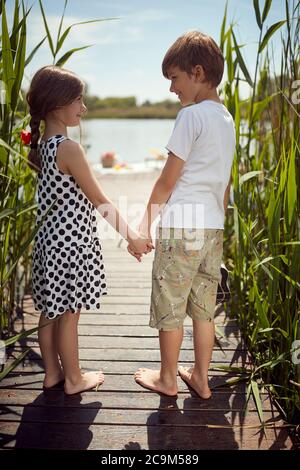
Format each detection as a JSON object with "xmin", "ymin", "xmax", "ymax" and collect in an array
[{"xmin": 32, "ymin": 135, "xmax": 107, "ymax": 319}]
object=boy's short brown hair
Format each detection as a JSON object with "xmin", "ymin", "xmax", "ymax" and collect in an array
[{"xmin": 162, "ymin": 30, "xmax": 224, "ymax": 87}]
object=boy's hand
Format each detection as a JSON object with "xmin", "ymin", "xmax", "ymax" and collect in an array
[
  {"xmin": 129, "ymin": 232, "xmax": 153, "ymax": 253},
  {"xmin": 127, "ymin": 231, "xmax": 154, "ymax": 262},
  {"xmin": 127, "ymin": 242, "xmax": 153, "ymax": 262}
]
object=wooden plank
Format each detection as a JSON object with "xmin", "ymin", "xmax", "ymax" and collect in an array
[
  {"xmin": 23, "ymin": 304, "xmax": 150, "ymax": 314},
  {"xmin": 105, "ymin": 267, "xmax": 154, "ymax": 273},
  {"xmin": 102, "ymin": 254, "xmax": 154, "ymax": 260},
  {"xmin": 0, "ymin": 407, "xmax": 280, "ymax": 425},
  {"xmin": 0, "ymin": 389, "xmax": 274, "ymax": 412},
  {"xmin": 100, "ymin": 281, "xmax": 153, "ymax": 287},
  {"xmin": 0, "ymin": 421, "xmax": 291, "ymax": 450},
  {"xmin": 18, "ymin": 313, "xmax": 238, "ymax": 327},
  {"xmin": 6, "ymin": 360, "xmax": 245, "ymax": 375},
  {"xmin": 0, "ymin": 389, "xmax": 272, "ymax": 409},
  {"xmin": 22, "ymin": 297, "xmax": 229, "ymax": 310},
  {"xmin": 0, "ymin": 373, "xmax": 250, "ymax": 393},
  {"xmin": 16, "ymin": 336, "xmax": 244, "ymax": 351},
  {"xmin": 100, "ymin": 296, "xmax": 151, "ymax": 305},
  {"xmin": 14, "ymin": 332, "xmax": 242, "ymax": 349},
  {"xmin": 23, "ymin": 279, "xmax": 153, "ymax": 288},
  {"xmin": 12, "ymin": 323, "xmax": 242, "ymax": 340},
  {"xmin": 9, "ymin": 347, "xmax": 250, "ymax": 363},
  {"xmin": 105, "ymin": 256, "xmax": 154, "ymax": 262},
  {"xmin": 82, "ymin": 288, "xmax": 154, "ymax": 296}
]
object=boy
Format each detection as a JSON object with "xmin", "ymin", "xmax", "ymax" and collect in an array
[{"xmin": 128, "ymin": 31, "xmax": 235, "ymax": 398}]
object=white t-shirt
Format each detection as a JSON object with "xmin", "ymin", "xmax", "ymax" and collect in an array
[{"xmin": 159, "ymin": 100, "xmax": 235, "ymax": 229}]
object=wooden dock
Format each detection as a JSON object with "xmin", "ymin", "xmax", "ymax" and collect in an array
[
  {"xmin": 0, "ymin": 237, "xmax": 293, "ymax": 450},
  {"xmin": 0, "ymin": 172, "xmax": 293, "ymax": 450}
]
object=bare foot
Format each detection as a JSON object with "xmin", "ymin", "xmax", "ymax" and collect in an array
[
  {"xmin": 134, "ymin": 368, "xmax": 178, "ymax": 396},
  {"xmin": 64, "ymin": 371, "xmax": 105, "ymax": 395},
  {"xmin": 43, "ymin": 369, "xmax": 65, "ymax": 389},
  {"xmin": 178, "ymin": 366, "xmax": 211, "ymax": 399}
]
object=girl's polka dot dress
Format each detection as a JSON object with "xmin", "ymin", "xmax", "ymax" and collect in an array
[{"xmin": 31, "ymin": 135, "xmax": 107, "ymax": 319}]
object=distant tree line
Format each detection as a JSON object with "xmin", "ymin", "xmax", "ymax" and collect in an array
[{"xmin": 83, "ymin": 93, "xmax": 180, "ymax": 118}]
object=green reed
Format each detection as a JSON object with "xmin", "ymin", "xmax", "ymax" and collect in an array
[
  {"xmin": 0, "ymin": 0, "xmax": 113, "ymax": 379},
  {"xmin": 218, "ymin": 0, "xmax": 300, "ymax": 424}
]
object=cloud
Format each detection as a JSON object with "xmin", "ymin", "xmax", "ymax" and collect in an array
[
  {"xmin": 128, "ymin": 9, "xmax": 174, "ymax": 22},
  {"xmin": 25, "ymin": 12, "xmax": 143, "ymax": 51}
]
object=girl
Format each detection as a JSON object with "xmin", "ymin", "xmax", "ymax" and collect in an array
[{"xmin": 27, "ymin": 65, "xmax": 152, "ymax": 395}]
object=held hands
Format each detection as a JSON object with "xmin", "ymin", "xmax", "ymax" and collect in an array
[{"xmin": 127, "ymin": 228, "xmax": 154, "ymax": 262}]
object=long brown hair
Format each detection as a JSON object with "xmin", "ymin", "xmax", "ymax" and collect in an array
[{"xmin": 26, "ymin": 65, "xmax": 84, "ymax": 172}]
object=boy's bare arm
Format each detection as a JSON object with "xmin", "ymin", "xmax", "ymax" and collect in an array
[
  {"xmin": 223, "ymin": 176, "xmax": 232, "ymax": 214},
  {"xmin": 139, "ymin": 152, "xmax": 185, "ymax": 235}
]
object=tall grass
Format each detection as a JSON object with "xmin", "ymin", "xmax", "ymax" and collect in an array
[
  {"xmin": 0, "ymin": 0, "xmax": 113, "ymax": 377},
  {"xmin": 1, "ymin": 0, "xmax": 41, "ymax": 335},
  {"xmin": 219, "ymin": 0, "xmax": 300, "ymax": 424}
]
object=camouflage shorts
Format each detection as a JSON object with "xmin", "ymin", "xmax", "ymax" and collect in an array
[{"xmin": 149, "ymin": 228, "xmax": 224, "ymax": 331}]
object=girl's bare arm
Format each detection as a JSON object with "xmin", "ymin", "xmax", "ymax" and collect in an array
[{"xmin": 57, "ymin": 140, "xmax": 151, "ymax": 254}]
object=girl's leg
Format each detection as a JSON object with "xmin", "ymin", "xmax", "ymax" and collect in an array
[
  {"xmin": 38, "ymin": 313, "xmax": 64, "ymax": 388},
  {"xmin": 178, "ymin": 318, "xmax": 214, "ymax": 399},
  {"xmin": 57, "ymin": 309, "xmax": 104, "ymax": 395},
  {"xmin": 134, "ymin": 326, "xmax": 183, "ymax": 396}
]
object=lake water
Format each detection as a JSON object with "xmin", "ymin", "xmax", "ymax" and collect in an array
[{"xmin": 68, "ymin": 118, "xmax": 175, "ymax": 171}]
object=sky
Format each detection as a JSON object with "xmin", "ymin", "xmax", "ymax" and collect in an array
[{"xmin": 9, "ymin": 0, "xmax": 288, "ymax": 103}]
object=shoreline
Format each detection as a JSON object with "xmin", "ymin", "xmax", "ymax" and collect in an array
[{"xmin": 92, "ymin": 160, "xmax": 165, "ymax": 176}]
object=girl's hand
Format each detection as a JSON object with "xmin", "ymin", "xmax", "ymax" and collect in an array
[
  {"xmin": 127, "ymin": 242, "xmax": 153, "ymax": 262},
  {"xmin": 127, "ymin": 231, "xmax": 154, "ymax": 261},
  {"xmin": 128, "ymin": 233, "xmax": 153, "ymax": 254}
]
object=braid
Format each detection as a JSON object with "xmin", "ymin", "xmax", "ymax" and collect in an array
[
  {"xmin": 26, "ymin": 65, "xmax": 85, "ymax": 171},
  {"xmin": 28, "ymin": 113, "xmax": 41, "ymax": 172}
]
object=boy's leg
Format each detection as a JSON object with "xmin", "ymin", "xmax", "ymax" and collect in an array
[
  {"xmin": 134, "ymin": 326, "xmax": 183, "ymax": 396},
  {"xmin": 57, "ymin": 310, "xmax": 104, "ymax": 395},
  {"xmin": 38, "ymin": 313, "xmax": 64, "ymax": 388},
  {"xmin": 136, "ymin": 228, "xmax": 194, "ymax": 395},
  {"xmin": 178, "ymin": 318, "xmax": 214, "ymax": 399},
  {"xmin": 179, "ymin": 229, "xmax": 223, "ymax": 399}
]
